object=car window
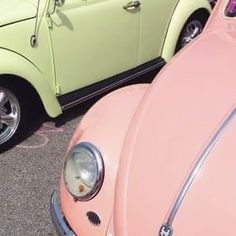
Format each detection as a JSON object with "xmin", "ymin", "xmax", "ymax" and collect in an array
[{"xmin": 225, "ymin": 0, "xmax": 236, "ymax": 17}]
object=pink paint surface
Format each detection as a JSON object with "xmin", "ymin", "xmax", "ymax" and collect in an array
[
  {"xmin": 61, "ymin": 84, "xmax": 148, "ymax": 236},
  {"xmin": 59, "ymin": 0, "xmax": 236, "ymax": 235}
]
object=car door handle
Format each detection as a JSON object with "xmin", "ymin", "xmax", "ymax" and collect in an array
[{"xmin": 123, "ymin": 1, "xmax": 141, "ymax": 10}]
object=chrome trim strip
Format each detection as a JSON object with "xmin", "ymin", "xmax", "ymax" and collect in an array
[
  {"xmin": 50, "ymin": 191, "xmax": 76, "ymax": 236},
  {"xmin": 165, "ymin": 107, "xmax": 236, "ymax": 227}
]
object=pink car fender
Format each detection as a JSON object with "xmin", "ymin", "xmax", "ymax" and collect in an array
[{"xmin": 60, "ymin": 84, "xmax": 148, "ymax": 236}]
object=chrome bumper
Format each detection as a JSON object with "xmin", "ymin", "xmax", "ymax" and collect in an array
[{"xmin": 50, "ymin": 191, "xmax": 76, "ymax": 236}]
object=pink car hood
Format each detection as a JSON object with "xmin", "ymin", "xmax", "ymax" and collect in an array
[{"xmin": 114, "ymin": 29, "xmax": 236, "ymax": 235}]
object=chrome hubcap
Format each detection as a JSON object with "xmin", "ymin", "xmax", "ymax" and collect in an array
[
  {"xmin": 180, "ymin": 20, "xmax": 203, "ymax": 48},
  {"xmin": 0, "ymin": 87, "xmax": 21, "ymax": 145}
]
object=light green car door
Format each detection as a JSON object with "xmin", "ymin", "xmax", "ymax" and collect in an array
[
  {"xmin": 49, "ymin": 0, "xmax": 140, "ymax": 95},
  {"xmin": 138, "ymin": 0, "xmax": 179, "ymax": 64}
]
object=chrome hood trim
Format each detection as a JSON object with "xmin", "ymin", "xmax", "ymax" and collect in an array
[{"xmin": 160, "ymin": 107, "xmax": 236, "ymax": 235}]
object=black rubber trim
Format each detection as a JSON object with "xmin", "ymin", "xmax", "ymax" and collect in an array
[{"xmin": 58, "ymin": 57, "xmax": 165, "ymax": 110}]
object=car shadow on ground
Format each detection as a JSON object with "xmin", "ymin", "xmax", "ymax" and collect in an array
[
  {"xmin": 0, "ymin": 69, "xmax": 159, "ymax": 154},
  {"xmin": 0, "ymin": 98, "xmax": 98, "ymax": 154}
]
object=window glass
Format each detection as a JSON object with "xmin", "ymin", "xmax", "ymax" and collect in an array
[{"xmin": 226, "ymin": 0, "xmax": 236, "ymax": 17}]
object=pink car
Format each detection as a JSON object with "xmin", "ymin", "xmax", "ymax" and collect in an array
[{"xmin": 51, "ymin": 0, "xmax": 236, "ymax": 235}]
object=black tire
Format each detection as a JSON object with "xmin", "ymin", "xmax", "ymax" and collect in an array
[
  {"xmin": 175, "ymin": 12, "xmax": 209, "ymax": 52},
  {"xmin": 0, "ymin": 83, "xmax": 28, "ymax": 151}
]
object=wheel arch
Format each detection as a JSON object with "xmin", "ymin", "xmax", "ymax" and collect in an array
[
  {"xmin": 0, "ymin": 75, "xmax": 44, "ymax": 112},
  {"xmin": 0, "ymin": 48, "xmax": 62, "ymax": 117},
  {"xmin": 161, "ymin": 0, "xmax": 211, "ymax": 61}
]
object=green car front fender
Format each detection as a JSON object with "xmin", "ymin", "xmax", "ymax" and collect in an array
[
  {"xmin": 0, "ymin": 48, "xmax": 62, "ymax": 118},
  {"xmin": 162, "ymin": 0, "xmax": 212, "ymax": 61}
]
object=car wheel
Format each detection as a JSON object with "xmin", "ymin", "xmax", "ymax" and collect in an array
[
  {"xmin": 176, "ymin": 14, "xmax": 208, "ymax": 51},
  {"xmin": 0, "ymin": 85, "xmax": 27, "ymax": 148}
]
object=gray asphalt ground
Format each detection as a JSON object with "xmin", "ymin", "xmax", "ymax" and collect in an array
[
  {"xmin": 0, "ymin": 71, "xmax": 158, "ymax": 236},
  {"xmin": 0, "ymin": 102, "xmax": 91, "ymax": 236}
]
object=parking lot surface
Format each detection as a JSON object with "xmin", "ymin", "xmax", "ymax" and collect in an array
[
  {"xmin": 0, "ymin": 101, "xmax": 94, "ymax": 235},
  {"xmin": 0, "ymin": 72, "xmax": 157, "ymax": 236}
]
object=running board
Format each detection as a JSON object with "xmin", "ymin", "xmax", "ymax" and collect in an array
[{"xmin": 58, "ymin": 57, "xmax": 165, "ymax": 110}]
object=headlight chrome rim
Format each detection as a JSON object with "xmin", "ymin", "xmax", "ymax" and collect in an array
[{"xmin": 63, "ymin": 142, "xmax": 105, "ymax": 201}]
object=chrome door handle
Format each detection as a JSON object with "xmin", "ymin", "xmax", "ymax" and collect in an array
[{"xmin": 123, "ymin": 1, "xmax": 141, "ymax": 10}]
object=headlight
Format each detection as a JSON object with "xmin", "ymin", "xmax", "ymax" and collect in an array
[{"xmin": 63, "ymin": 142, "xmax": 104, "ymax": 201}]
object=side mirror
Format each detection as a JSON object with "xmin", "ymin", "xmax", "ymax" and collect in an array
[{"xmin": 55, "ymin": 0, "xmax": 65, "ymax": 7}]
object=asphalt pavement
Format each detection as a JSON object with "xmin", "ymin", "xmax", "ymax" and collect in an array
[
  {"xmin": 0, "ymin": 100, "xmax": 94, "ymax": 236},
  {"xmin": 0, "ymin": 71, "xmax": 159, "ymax": 236}
]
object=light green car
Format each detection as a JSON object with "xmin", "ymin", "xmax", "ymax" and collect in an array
[{"xmin": 0, "ymin": 0, "xmax": 211, "ymax": 148}]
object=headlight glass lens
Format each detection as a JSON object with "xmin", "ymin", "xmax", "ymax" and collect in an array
[{"xmin": 64, "ymin": 142, "xmax": 104, "ymax": 201}]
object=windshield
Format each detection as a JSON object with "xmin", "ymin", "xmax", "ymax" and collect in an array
[{"xmin": 226, "ymin": 0, "xmax": 236, "ymax": 17}]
